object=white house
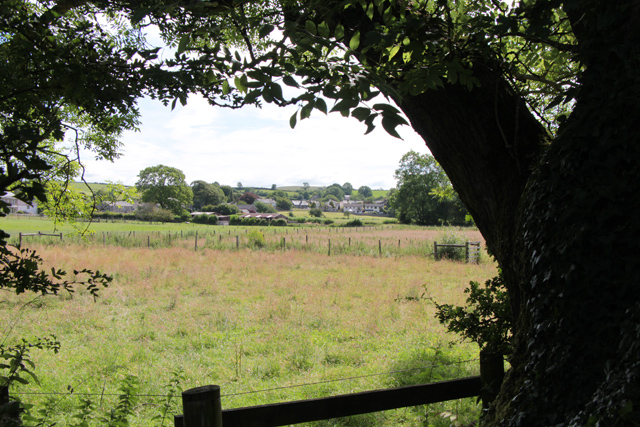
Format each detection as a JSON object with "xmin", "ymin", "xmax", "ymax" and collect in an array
[
  {"xmin": 257, "ymin": 198, "xmax": 277, "ymax": 208},
  {"xmin": 342, "ymin": 201, "xmax": 364, "ymax": 214},
  {"xmin": 364, "ymin": 201, "xmax": 386, "ymax": 213},
  {"xmin": 0, "ymin": 192, "xmax": 38, "ymax": 214}
]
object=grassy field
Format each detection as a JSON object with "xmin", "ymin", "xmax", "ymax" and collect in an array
[{"xmin": 0, "ymin": 217, "xmax": 494, "ymax": 426}]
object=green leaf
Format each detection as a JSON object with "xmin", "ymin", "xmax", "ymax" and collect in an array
[
  {"xmin": 305, "ymin": 20, "xmax": 317, "ymax": 35},
  {"xmin": 289, "ymin": 111, "xmax": 297, "ymax": 129},
  {"xmin": 351, "ymin": 107, "xmax": 371, "ymax": 122},
  {"xmin": 315, "ymin": 98, "xmax": 328, "ymax": 114},
  {"xmin": 234, "ymin": 76, "xmax": 247, "ymax": 93},
  {"xmin": 382, "ymin": 116, "xmax": 405, "ymax": 139},
  {"xmin": 349, "ymin": 31, "xmax": 361, "ymax": 50},
  {"xmin": 282, "ymin": 75, "xmax": 299, "ymax": 87},
  {"xmin": 171, "ymin": 98, "xmax": 177, "ymax": 111},
  {"xmin": 177, "ymin": 34, "xmax": 190, "ymax": 55},
  {"xmin": 270, "ymin": 82, "xmax": 283, "ymax": 100},
  {"xmin": 388, "ymin": 45, "xmax": 400, "ymax": 60},
  {"xmin": 259, "ymin": 24, "xmax": 275, "ymax": 39},
  {"xmin": 222, "ymin": 80, "xmax": 230, "ymax": 95},
  {"xmin": 366, "ymin": 2, "xmax": 375, "ymax": 20},
  {"xmin": 262, "ymin": 87, "xmax": 274, "ymax": 103},
  {"xmin": 335, "ymin": 24, "xmax": 345, "ymax": 40},
  {"xmin": 318, "ymin": 21, "xmax": 330, "ymax": 38}
]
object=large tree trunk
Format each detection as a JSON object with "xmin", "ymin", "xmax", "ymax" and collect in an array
[{"xmin": 397, "ymin": 1, "xmax": 640, "ymax": 425}]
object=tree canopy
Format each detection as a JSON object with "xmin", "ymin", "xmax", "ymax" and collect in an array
[
  {"xmin": 391, "ymin": 150, "xmax": 468, "ymax": 225},
  {"xmin": 1, "ymin": 0, "xmax": 639, "ymax": 425},
  {"xmin": 191, "ymin": 180, "xmax": 225, "ymax": 209},
  {"xmin": 135, "ymin": 165, "xmax": 193, "ymax": 215}
]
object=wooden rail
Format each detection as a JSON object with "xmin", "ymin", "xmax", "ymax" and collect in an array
[
  {"xmin": 18, "ymin": 231, "xmax": 62, "ymax": 246},
  {"xmin": 174, "ymin": 377, "xmax": 482, "ymax": 427}
]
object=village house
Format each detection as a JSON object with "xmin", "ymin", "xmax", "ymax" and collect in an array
[
  {"xmin": 364, "ymin": 201, "xmax": 386, "ymax": 213},
  {"xmin": 342, "ymin": 201, "xmax": 364, "ymax": 214},
  {"xmin": 256, "ymin": 198, "xmax": 277, "ymax": 208},
  {"xmin": 0, "ymin": 192, "xmax": 38, "ymax": 214}
]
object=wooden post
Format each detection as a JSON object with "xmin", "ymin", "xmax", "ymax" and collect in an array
[
  {"xmin": 479, "ymin": 350, "xmax": 505, "ymax": 410},
  {"xmin": 0, "ymin": 385, "xmax": 21, "ymax": 426},
  {"xmin": 195, "ymin": 232, "xmax": 198, "ymax": 251},
  {"xmin": 349, "ymin": 237, "xmax": 351, "ymax": 247},
  {"xmin": 148, "ymin": 235, "xmax": 150, "ymax": 248},
  {"xmin": 181, "ymin": 385, "xmax": 223, "ymax": 427},
  {"xmin": 103, "ymin": 232, "xmax": 106, "ymax": 245},
  {"xmin": 328, "ymin": 239, "xmax": 331, "ymax": 256},
  {"xmin": 18, "ymin": 233, "xmax": 22, "ymax": 247},
  {"xmin": 465, "ymin": 241, "xmax": 470, "ymax": 263},
  {"xmin": 434, "ymin": 242, "xmax": 438, "ymax": 260},
  {"xmin": 379, "ymin": 240, "xmax": 382, "ymax": 257},
  {"xmin": 60, "ymin": 233, "xmax": 63, "ymax": 241},
  {"xmin": 282, "ymin": 237, "xmax": 285, "ymax": 250},
  {"xmin": 236, "ymin": 236, "xmax": 239, "ymax": 250}
]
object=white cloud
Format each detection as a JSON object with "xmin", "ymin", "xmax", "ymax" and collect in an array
[{"xmin": 78, "ymin": 94, "xmax": 431, "ymax": 189}]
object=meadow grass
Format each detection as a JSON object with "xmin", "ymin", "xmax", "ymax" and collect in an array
[{"xmin": 0, "ymin": 218, "xmax": 493, "ymax": 426}]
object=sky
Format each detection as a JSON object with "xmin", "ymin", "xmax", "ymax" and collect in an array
[
  {"xmin": 77, "ymin": 95, "xmax": 431, "ymax": 190},
  {"xmin": 76, "ymin": 24, "xmax": 432, "ymax": 191}
]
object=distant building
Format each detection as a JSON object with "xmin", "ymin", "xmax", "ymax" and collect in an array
[
  {"xmin": 342, "ymin": 201, "xmax": 364, "ymax": 214},
  {"xmin": 292, "ymin": 200, "xmax": 309, "ymax": 209},
  {"xmin": 257, "ymin": 198, "xmax": 277, "ymax": 208},
  {"xmin": 0, "ymin": 192, "xmax": 38, "ymax": 214},
  {"xmin": 364, "ymin": 201, "xmax": 386, "ymax": 213}
]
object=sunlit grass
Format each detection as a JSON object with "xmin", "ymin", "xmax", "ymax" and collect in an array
[{"xmin": 0, "ymin": 219, "xmax": 495, "ymax": 426}]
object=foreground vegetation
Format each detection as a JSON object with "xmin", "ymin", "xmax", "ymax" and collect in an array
[{"xmin": 0, "ymin": 219, "xmax": 494, "ymax": 426}]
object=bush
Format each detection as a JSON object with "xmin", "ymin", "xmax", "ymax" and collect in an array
[
  {"xmin": 247, "ymin": 229, "xmax": 266, "ymax": 248},
  {"xmin": 323, "ymin": 219, "xmax": 334, "ymax": 225},
  {"xmin": 271, "ymin": 218, "xmax": 287, "ymax": 226},
  {"xmin": 435, "ymin": 229, "xmax": 466, "ymax": 261},
  {"xmin": 343, "ymin": 219, "xmax": 363, "ymax": 227},
  {"xmin": 309, "ymin": 208, "xmax": 323, "ymax": 218},
  {"xmin": 383, "ymin": 218, "xmax": 398, "ymax": 224}
]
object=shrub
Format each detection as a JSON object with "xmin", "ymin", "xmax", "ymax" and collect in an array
[
  {"xmin": 323, "ymin": 219, "xmax": 334, "ymax": 225},
  {"xmin": 435, "ymin": 229, "xmax": 466, "ymax": 261},
  {"xmin": 343, "ymin": 219, "xmax": 363, "ymax": 227},
  {"xmin": 271, "ymin": 218, "xmax": 287, "ymax": 226},
  {"xmin": 309, "ymin": 208, "xmax": 323, "ymax": 217},
  {"xmin": 247, "ymin": 229, "xmax": 266, "ymax": 248},
  {"xmin": 383, "ymin": 218, "xmax": 399, "ymax": 224}
]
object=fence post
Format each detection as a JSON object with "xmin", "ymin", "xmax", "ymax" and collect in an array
[
  {"xmin": 18, "ymin": 233, "xmax": 22, "ymax": 247},
  {"xmin": 195, "ymin": 232, "xmax": 198, "ymax": 251},
  {"xmin": 379, "ymin": 240, "xmax": 382, "ymax": 257},
  {"xmin": 328, "ymin": 239, "xmax": 331, "ymax": 256},
  {"xmin": 0, "ymin": 385, "xmax": 22, "ymax": 426},
  {"xmin": 465, "ymin": 241, "xmax": 470, "ymax": 263},
  {"xmin": 236, "ymin": 236, "xmax": 239, "ymax": 250},
  {"xmin": 181, "ymin": 385, "xmax": 223, "ymax": 427},
  {"xmin": 479, "ymin": 350, "xmax": 505, "ymax": 410},
  {"xmin": 434, "ymin": 242, "xmax": 438, "ymax": 260}
]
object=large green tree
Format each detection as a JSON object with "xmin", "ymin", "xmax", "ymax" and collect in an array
[
  {"xmin": 391, "ymin": 150, "xmax": 465, "ymax": 225},
  {"xmin": 190, "ymin": 180, "xmax": 225, "ymax": 209},
  {"xmin": 136, "ymin": 165, "xmax": 193, "ymax": 215},
  {"xmin": 2, "ymin": 0, "xmax": 639, "ymax": 425}
]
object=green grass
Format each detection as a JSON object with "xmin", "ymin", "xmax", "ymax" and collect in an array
[{"xmin": 0, "ymin": 218, "xmax": 493, "ymax": 426}]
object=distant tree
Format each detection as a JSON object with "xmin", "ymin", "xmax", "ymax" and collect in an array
[
  {"xmin": 302, "ymin": 182, "xmax": 310, "ymax": 190},
  {"xmin": 255, "ymin": 201, "xmax": 277, "ymax": 213},
  {"xmin": 357, "ymin": 186, "xmax": 373, "ymax": 198},
  {"xmin": 191, "ymin": 180, "xmax": 225, "ymax": 210},
  {"xmin": 325, "ymin": 184, "xmax": 345, "ymax": 201},
  {"xmin": 391, "ymin": 151, "xmax": 465, "ymax": 225},
  {"xmin": 220, "ymin": 185, "xmax": 234, "ymax": 202},
  {"xmin": 210, "ymin": 204, "xmax": 240, "ymax": 216},
  {"xmin": 343, "ymin": 182, "xmax": 354, "ymax": 195},
  {"xmin": 136, "ymin": 165, "xmax": 192, "ymax": 215},
  {"xmin": 271, "ymin": 184, "xmax": 277, "ymax": 190},
  {"xmin": 309, "ymin": 207, "xmax": 324, "ymax": 218},
  {"xmin": 276, "ymin": 197, "xmax": 293, "ymax": 211},
  {"xmin": 239, "ymin": 192, "xmax": 259, "ymax": 204},
  {"xmin": 237, "ymin": 182, "xmax": 243, "ymax": 190}
]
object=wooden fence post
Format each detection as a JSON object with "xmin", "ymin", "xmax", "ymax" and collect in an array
[
  {"xmin": 328, "ymin": 239, "xmax": 331, "ymax": 256},
  {"xmin": 465, "ymin": 241, "xmax": 470, "ymax": 263},
  {"xmin": 379, "ymin": 240, "xmax": 382, "ymax": 257},
  {"xmin": 479, "ymin": 350, "xmax": 505, "ymax": 410},
  {"xmin": 195, "ymin": 232, "xmax": 198, "ymax": 251},
  {"xmin": 236, "ymin": 236, "xmax": 239, "ymax": 250},
  {"xmin": 18, "ymin": 233, "xmax": 22, "ymax": 247},
  {"xmin": 181, "ymin": 385, "xmax": 223, "ymax": 427},
  {"xmin": 434, "ymin": 242, "xmax": 438, "ymax": 260}
]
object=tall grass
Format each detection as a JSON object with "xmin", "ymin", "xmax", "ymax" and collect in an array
[{"xmin": 0, "ymin": 221, "xmax": 493, "ymax": 426}]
